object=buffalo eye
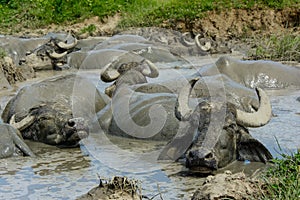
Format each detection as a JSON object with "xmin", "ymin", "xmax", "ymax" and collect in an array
[{"xmin": 205, "ymin": 153, "xmax": 213, "ymax": 159}]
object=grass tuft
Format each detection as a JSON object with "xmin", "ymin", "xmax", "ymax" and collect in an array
[
  {"xmin": 0, "ymin": 48, "xmax": 7, "ymax": 59},
  {"xmin": 259, "ymin": 149, "xmax": 300, "ymax": 199},
  {"xmin": 247, "ymin": 33, "xmax": 300, "ymax": 62}
]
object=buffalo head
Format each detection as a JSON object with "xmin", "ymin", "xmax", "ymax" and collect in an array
[
  {"xmin": 100, "ymin": 58, "xmax": 159, "ymax": 97},
  {"xmin": 10, "ymin": 103, "xmax": 88, "ymax": 147},
  {"xmin": 176, "ymin": 79, "xmax": 273, "ymax": 173}
]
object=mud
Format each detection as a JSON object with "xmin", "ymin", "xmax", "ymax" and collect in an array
[
  {"xmin": 77, "ymin": 176, "xmax": 142, "ymax": 200},
  {"xmin": 0, "ymin": 57, "xmax": 25, "ymax": 87},
  {"xmin": 191, "ymin": 170, "xmax": 264, "ymax": 200}
]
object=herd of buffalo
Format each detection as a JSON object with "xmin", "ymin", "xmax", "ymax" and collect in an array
[{"xmin": 0, "ymin": 29, "xmax": 299, "ymax": 177}]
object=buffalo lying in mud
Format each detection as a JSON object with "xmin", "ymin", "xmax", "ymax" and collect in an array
[
  {"xmin": 101, "ymin": 58, "xmax": 159, "ymax": 97},
  {"xmin": 0, "ymin": 123, "xmax": 35, "ymax": 158},
  {"xmin": 197, "ymin": 56, "xmax": 300, "ymax": 89},
  {"xmin": 0, "ymin": 32, "xmax": 78, "ymax": 71},
  {"xmin": 163, "ymin": 79, "xmax": 273, "ymax": 173},
  {"xmin": 68, "ymin": 34, "xmax": 187, "ymax": 70},
  {"xmin": 98, "ymin": 79, "xmax": 272, "ymax": 173},
  {"xmin": 2, "ymin": 74, "xmax": 109, "ymax": 147}
]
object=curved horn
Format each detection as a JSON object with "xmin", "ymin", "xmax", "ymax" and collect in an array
[
  {"xmin": 57, "ymin": 34, "xmax": 78, "ymax": 49},
  {"xmin": 236, "ymin": 88, "xmax": 272, "ymax": 127},
  {"xmin": 195, "ymin": 34, "xmax": 211, "ymax": 51},
  {"xmin": 48, "ymin": 50, "xmax": 68, "ymax": 59},
  {"xmin": 175, "ymin": 78, "xmax": 200, "ymax": 121},
  {"xmin": 140, "ymin": 59, "xmax": 159, "ymax": 78},
  {"xmin": 10, "ymin": 114, "xmax": 35, "ymax": 131},
  {"xmin": 182, "ymin": 32, "xmax": 196, "ymax": 46},
  {"xmin": 100, "ymin": 62, "xmax": 121, "ymax": 82}
]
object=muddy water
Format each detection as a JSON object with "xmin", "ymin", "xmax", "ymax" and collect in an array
[
  {"xmin": 251, "ymin": 88, "xmax": 300, "ymax": 156},
  {"xmin": 0, "ymin": 56, "xmax": 299, "ymax": 199}
]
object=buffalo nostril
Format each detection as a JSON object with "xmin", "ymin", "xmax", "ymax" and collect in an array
[
  {"xmin": 68, "ymin": 120, "xmax": 75, "ymax": 127},
  {"xmin": 188, "ymin": 151, "xmax": 195, "ymax": 158},
  {"xmin": 205, "ymin": 153, "xmax": 213, "ymax": 159}
]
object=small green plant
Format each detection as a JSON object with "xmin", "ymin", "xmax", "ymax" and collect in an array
[
  {"xmin": 0, "ymin": 47, "xmax": 7, "ymax": 58},
  {"xmin": 80, "ymin": 24, "xmax": 96, "ymax": 35},
  {"xmin": 259, "ymin": 149, "xmax": 300, "ymax": 199}
]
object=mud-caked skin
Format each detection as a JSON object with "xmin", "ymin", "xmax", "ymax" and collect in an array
[
  {"xmin": 101, "ymin": 58, "xmax": 159, "ymax": 97},
  {"xmin": 198, "ymin": 56, "xmax": 300, "ymax": 89},
  {"xmin": 2, "ymin": 74, "xmax": 109, "ymax": 147},
  {"xmin": 185, "ymin": 102, "xmax": 272, "ymax": 173},
  {"xmin": 19, "ymin": 104, "xmax": 89, "ymax": 147},
  {"xmin": 168, "ymin": 79, "xmax": 273, "ymax": 173}
]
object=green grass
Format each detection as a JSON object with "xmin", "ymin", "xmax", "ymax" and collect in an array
[
  {"xmin": 80, "ymin": 24, "xmax": 97, "ymax": 35},
  {"xmin": 247, "ymin": 33, "xmax": 300, "ymax": 61},
  {"xmin": 0, "ymin": 47, "xmax": 7, "ymax": 59},
  {"xmin": 259, "ymin": 149, "xmax": 300, "ymax": 199},
  {"xmin": 0, "ymin": 0, "xmax": 299, "ymax": 32}
]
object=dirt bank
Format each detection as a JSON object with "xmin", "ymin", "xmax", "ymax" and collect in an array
[{"xmin": 162, "ymin": 7, "xmax": 299, "ymax": 38}]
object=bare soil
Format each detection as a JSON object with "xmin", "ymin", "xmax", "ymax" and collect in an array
[
  {"xmin": 191, "ymin": 171, "xmax": 265, "ymax": 200},
  {"xmin": 165, "ymin": 7, "xmax": 299, "ymax": 38}
]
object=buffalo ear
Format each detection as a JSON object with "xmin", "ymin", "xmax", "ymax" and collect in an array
[{"xmin": 237, "ymin": 132, "xmax": 273, "ymax": 163}]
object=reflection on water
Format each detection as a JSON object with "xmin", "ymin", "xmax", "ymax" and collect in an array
[{"xmin": 0, "ymin": 61, "xmax": 299, "ymax": 199}]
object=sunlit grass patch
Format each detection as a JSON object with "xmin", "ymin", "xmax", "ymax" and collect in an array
[
  {"xmin": 247, "ymin": 33, "xmax": 300, "ymax": 62},
  {"xmin": 259, "ymin": 149, "xmax": 300, "ymax": 199}
]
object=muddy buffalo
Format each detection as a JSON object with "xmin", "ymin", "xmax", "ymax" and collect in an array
[
  {"xmin": 166, "ymin": 79, "xmax": 273, "ymax": 173},
  {"xmin": 2, "ymin": 73, "xmax": 109, "ymax": 147}
]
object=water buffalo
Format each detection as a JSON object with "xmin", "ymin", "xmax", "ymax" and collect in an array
[
  {"xmin": 165, "ymin": 79, "xmax": 273, "ymax": 173},
  {"xmin": 68, "ymin": 34, "xmax": 186, "ymax": 70},
  {"xmin": 101, "ymin": 58, "xmax": 159, "ymax": 97},
  {"xmin": 120, "ymin": 28, "xmax": 223, "ymax": 56},
  {"xmin": 98, "ymin": 56, "xmax": 269, "ymax": 142},
  {"xmin": 0, "ymin": 33, "xmax": 77, "ymax": 70},
  {"xmin": 198, "ymin": 56, "xmax": 300, "ymax": 89},
  {"xmin": 0, "ymin": 123, "xmax": 35, "ymax": 158},
  {"xmin": 2, "ymin": 74, "xmax": 109, "ymax": 147},
  {"xmin": 97, "ymin": 75, "xmax": 272, "ymax": 173},
  {"xmin": 0, "ymin": 35, "xmax": 48, "ymax": 66}
]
